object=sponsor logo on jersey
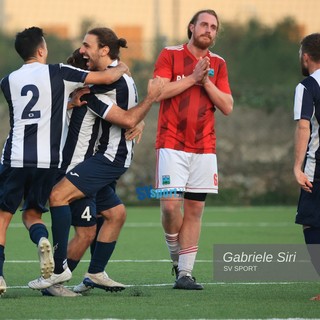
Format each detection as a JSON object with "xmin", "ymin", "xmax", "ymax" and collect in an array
[{"xmin": 162, "ymin": 175, "xmax": 170, "ymax": 185}]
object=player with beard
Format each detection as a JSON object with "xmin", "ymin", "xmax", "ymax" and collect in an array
[
  {"xmin": 27, "ymin": 27, "xmax": 163, "ymax": 292},
  {"xmin": 293, "ymin": 33, "xmax": 320, "ymax": 300},
  {"xmin": 153, "ymin": 9, "xmax": 233, "ymax": 290}
]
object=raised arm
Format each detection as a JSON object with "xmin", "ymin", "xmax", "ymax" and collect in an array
[
  {"xmin": 84, "ymin": 61, "xmax": 129, "ymax": 85},
  {"xmin": 72, "ymin": 77, "xmax": 164, "ymax": 129},
  {"xmin": 104, "ymin": 77, "xmax": 163, "ymax": 128}
]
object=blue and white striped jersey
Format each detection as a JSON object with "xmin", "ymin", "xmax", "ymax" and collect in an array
[
  {"xmin": 294, "ymin": 69, "xmax": 320, "ymax": 181},
  {"xmin": 0, "ymin": 62, "xmax": 88, "ymax": 168},
  {"xmin": 60, "ymin": 106, "xmax": 100, "ymax": 173},
  {"xmin": 85, "ymin": 62, "xmax": 138, "ymax": 168}
]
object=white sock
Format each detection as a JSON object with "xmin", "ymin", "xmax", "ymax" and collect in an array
[
  {"xmin": 178, "ymin": 246, "xmax": 198, "ymax": 278},
  {"xmin": 165, "ymin": 233, "xmax": 180, "ymax": 265}
]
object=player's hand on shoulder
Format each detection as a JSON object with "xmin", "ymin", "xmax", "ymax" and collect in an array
[
  {"xmin": 68, "ymin": 87, "xmax": 90, "ymax": 109},
  {"xmin": 118, "ymin": 61, "xmax": 131, "ymax": 77}
]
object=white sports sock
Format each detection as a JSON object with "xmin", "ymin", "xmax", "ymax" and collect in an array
[
  {"xmin": 178, "ymin": 246, "xmax": 198, "ymax": 278},
  {"xmin": 165, "ymin": 233, "xmax": 180, "ymax": 264}
]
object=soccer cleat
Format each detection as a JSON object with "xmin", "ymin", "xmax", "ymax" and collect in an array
[
  {"xmin": 171, "ymin": 265, "xmax": 179, "ymax": 280},
  {"xmin": 310, "ymin": 294, "xmax": 320, "ymax": 301},
  {"xmin": 73, "ymin": 281, "xmax": 92, "ymax": 294},
  {"xmin": 28, "ymin": 268, "xmax": 72, "ymax": 290},
  {"xmin": 38, "ymin": 237, "xmax": 54, "ymax": 279},
  {"xmin": 173, "ymin": 275, "xmax": 204, "ymax": 290},
  {"xmin": 83, "ymin": 271, "xmax": 126, "ymax": 292},
  {"xmin": 41, "ymin": 284, "xmax": 81, "ymax": 297},
  {"xmin": 0, "ymin": 276, "xmax": 6, "ymax": 296}
]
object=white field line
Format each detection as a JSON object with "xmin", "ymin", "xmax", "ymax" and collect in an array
[
  {"xmin": 7, "ymin": 281, "xmax": 316, "ymax": 289},
  {"xmin": 6, "ymin": 259, "xmax": 211, "ymax": 263},
  {"xmin": 5, "ymin": 259, "xmax": 313, "ymax": 290},
  {"xmin": 9, "ymin": 222, "xmax": 293, "ymax": 228},
  {"xmin": 7, "ymin": 281, "xmax": 311, "ymax": 290}
]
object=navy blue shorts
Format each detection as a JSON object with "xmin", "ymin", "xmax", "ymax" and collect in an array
[
  {"xmin": 0, "ymin": 165, "xmax": 57, "ymax": 214},
  {"xmin": 70, "ymin": 196, "xmax": 97, "ymax": 227},
  {"xmin": 296, "ymin": 182, "xmax": 320, "ymax": 227},
  {"xmin": 96, "ymin": 181, "xmax": 122, "ymax": 212},
  {"xmin": 66, "ymin": 153, "xmax": 127, "ymax": 197},
  {"xmin": 56, "ymin": 169, "xmax": 97, "ymax": 226}
]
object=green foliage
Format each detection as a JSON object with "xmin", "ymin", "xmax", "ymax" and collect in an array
[
  {"xmin": 45, "ymin": 34, "xmax": 74, "ymax": 64},
  {"xmin": 130, "ymin": 59, "xmax": 154, "ymax": 99},
  {"xmin": 215, "ymin": 17, "xmax": 303, "ymax": 111},
  {"xmin": 0, "ymin": 31, "xmax": 21, "ymax": 75}
]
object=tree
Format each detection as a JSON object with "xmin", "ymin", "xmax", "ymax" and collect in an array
[{"xmin": 215, "ymin": 17, "xmax": 303, "ymax": 111}]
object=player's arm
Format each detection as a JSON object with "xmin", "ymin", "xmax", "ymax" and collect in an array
[
  {"xmin": 84, "ymin": 61, "xmax": 129, "ymax": 85},
  {"xmin": 294, "ymin": 119, "xmax": 313, "ymax": 192},
  {"xmin": 84, "ymin": 77, "xmax": 163, "ymax": 129},
  {"xmin": 103, "ymin": 78, "xmax": 163, "ymax": 128},
  {"xmin": 155, "ymin": 57, "xmax": 209, "ymax": 101},
  {"xmin": 202, "ymin": 78, "xmax": 233, "ymax": 115}
]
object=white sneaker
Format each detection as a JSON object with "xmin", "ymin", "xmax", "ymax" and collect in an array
[
  {"xmin": 38, "ymin": 237, "xmax": 54, "ymax": 279},
  {"xmin": 0, "ymin": 276, "xmax": 6, "ymax": 296},
  {"xmin": 83, "ymin": 271, "xmax": 125, "ymax": 292},
  {"xmin": 73, "ymin": 281, "xmax": 92, "ymax": 294},
  {"xmin": 41, "ymin": 284, "xmax": 81, "ymax": 297},
  {"xmin": 28, "ymin": 268, "xmax": 72, "ymax": 290}
]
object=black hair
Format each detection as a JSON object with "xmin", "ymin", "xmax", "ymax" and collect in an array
[
  {"xmin": 15, "ymin": 26, "xmax": 45, "ymax": 61},
  {"xmin": 301, "ymin": 33, "xmax": 320, "ymax": 62},
  {"xmin": 67, "ymin": 48, "xmax": 87, "ymax": 69}
]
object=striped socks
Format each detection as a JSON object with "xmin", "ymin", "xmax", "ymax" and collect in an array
[
  {"xmin": 165, "ymin": 233, "xmax": 180, "ymax": 265},
  {"xmin": 178, "ymin": 245, "xmax": 198, "ymax": 278}
]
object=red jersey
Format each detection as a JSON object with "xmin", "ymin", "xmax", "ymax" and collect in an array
[{"xmin": 153, "ymin": 44, "xmax": 231, "ymax": 153}]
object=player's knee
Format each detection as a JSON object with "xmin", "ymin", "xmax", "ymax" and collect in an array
[
  {"xmin": 49, "ymin": 178, "xmax": 76, "ymax": 206},
  {"xmin": 161, "ymin": 200, "xmax": 180, "ymax": 217},
  {"xmin": 49, "ymin": 185, "xmax": 73, "ymax": 206},
  {"xmin": 100, "ymin": 205, "xmax": 126, "ymax": 226},
  {"xmin": 49, "ymin": 187, "xmax": 64, "ymax": 205},
  {"xmin": 76, "ymin": 226, "xmax": 96, "ymax": 244}
]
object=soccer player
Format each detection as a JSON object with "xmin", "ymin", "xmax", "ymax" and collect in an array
[
  {"xmin": 28, "ymin": 27, "xmax": 163, "ymax": 291},
  {"xmin": 40, "ymin": 48, "xmax": 143, "ymax": 297},
  {"xmin": 293, "ymin": 33, "xmax": 320, "ymax": 301},
  {"xmin": 0, "ymin": 26, "xmax": 130, "ymax": 296},
  {"xmin": 153, "ymin": 9, "xmax": 233, "ymax": 289}
]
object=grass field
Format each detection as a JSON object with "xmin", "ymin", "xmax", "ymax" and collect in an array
[{"xmin": 2, "ymin": 206, "xmax": 320, "ymax": 319}]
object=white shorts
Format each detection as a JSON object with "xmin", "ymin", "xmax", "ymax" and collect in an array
[{"xmin": 155, "ymin": 148, "xmax": 218, "ymax": 193}]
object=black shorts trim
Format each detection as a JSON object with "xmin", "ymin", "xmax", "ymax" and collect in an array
[{"xmin": 184, "ymin": 192, "xmax": 207, "ymax": 202}]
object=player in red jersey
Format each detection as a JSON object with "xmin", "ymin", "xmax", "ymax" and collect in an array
[{"xmin": 153, "ymin": 9, "xmax": 233, "ymax": 290}]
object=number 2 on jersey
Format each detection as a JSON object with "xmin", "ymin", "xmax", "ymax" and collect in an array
[{"xmin": 21, "ymin": 84, "xmax": 40, "ymax": 119}]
